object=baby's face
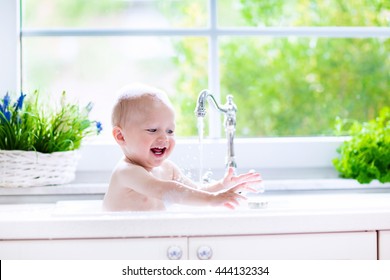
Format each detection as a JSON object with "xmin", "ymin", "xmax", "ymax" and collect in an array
[{"xmin": 122, "ymin": 96, "xmax": 176, "ymax": 171}]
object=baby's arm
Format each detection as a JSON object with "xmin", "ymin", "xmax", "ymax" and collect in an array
[{"xmin": 116, "ymin": 163, "xmax": 246, "ymax": 209}]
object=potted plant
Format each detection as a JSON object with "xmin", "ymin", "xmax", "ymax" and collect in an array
[
  {"xmin": 0, "ymin": 90, "xmax": 102, "ymax": 187},
  {"xmin": 333, "ymin": 107, "xmax": 389, "ymax": 184}
]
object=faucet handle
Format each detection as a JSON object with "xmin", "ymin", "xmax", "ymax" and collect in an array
[{"xmin": 226, "ymin": 95, "xmax": 237, "ymax": 112}]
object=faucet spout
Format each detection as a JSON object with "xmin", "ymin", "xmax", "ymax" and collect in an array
[
  {"xmin": 194, "ymin": 90, "xmax": 208, "ymax": 117},
  {"xmin": 195, "ymin": 89, "xmax": 226, "ymax": 117},
  {"xmin": 195, "ymin": 89, "xmax": 238, "ymax": 170}
]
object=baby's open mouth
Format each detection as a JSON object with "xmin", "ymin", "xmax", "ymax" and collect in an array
[{"xmin": 151, "ymin": 147, "xmax": 166, "ymax": 156}]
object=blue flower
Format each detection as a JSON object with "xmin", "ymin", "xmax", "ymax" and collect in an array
[
  {"xmin": 3, "ymin": 92, "xmax": 11, "ymax": 108},
  {"xmin": 0, "ymin": 93, "xmax": 12, "ymax": 122},
  {"xmin": 14, "ymin": 92, "xmax": 26, "ymax": 111},
  {"xmin": 96, "ymin": 121, "xmax": 103, "ymax": 134},
  {"xmin": 1, "ymin": 111, "xmax": 11, "ymax": 122}
]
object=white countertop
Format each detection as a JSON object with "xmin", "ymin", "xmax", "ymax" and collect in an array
[{"xmin": 1, "ymin": 190, "xmax": 390, "ymax": 240}]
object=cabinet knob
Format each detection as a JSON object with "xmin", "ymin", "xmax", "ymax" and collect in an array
[
  {"xmin": 197, "ymin": 245, "xmax": 213, "ymax": 260},
  {"xmin": 167, "ymin": 245, "xmax": 183, "ymax": 260}
]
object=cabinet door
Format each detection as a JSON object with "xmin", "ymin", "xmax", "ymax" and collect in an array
[
  {"xmin": 379, "ymin": 230, "xmax": 390, "ymax": 260},
  {"xmin": 0, "ymin": 237, "xmax": 188, "ymax": 260},
  {"xmin": 189, "ymin": 232, "xmax": 376, "ymax": 260}
]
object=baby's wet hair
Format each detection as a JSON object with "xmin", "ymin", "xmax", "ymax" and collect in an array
[{"xmin": 112, "ymin": 83, "xmax": 173, "ymax": 127}]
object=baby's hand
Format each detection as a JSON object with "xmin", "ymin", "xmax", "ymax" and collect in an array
[
  {"xmin": 211, "ymin": 168, "xmax": 262, "ymax": 209},
  {"xmin": 211, "ymin": 185, "xmax": 247, "ymax": 209},
  {"xmin": 221, "ymin": 167, "xmax": 262, "ymax": 193}
]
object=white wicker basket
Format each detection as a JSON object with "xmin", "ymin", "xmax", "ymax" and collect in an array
[{"xmin": 0, "ymin": 150, "xmax": 80, "ymax": 188}]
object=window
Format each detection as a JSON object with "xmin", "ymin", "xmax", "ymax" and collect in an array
[
  {"xmin": 0, "ymin": 0, "xmax": 388, "ymax": 187},
  {"xmin": 20, "ymin": 0, "xmax": 389, "ymax": 140}
]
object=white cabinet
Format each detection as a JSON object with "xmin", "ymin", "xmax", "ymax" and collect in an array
[
  {"xmin": 0, "ymin": 231, "xmax": 377, "ymax": 260},
  {"xmin": 189, "ymin": 231, "xmax": 377, "ymax": 260},
  {"xmin": 378, "ymin": 230, "xmax": 390, "ymax": 260},
  {"xmin": 0, "ymin": 238, "xmax": 188, "ymax": 260}
]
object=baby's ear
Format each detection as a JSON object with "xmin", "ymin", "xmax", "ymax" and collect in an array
[{"xmin": 112, "ymin": 126, "xmax": 125, "ymax": 144}]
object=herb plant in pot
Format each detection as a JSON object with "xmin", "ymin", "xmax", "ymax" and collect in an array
[
  {"xmin": 333, "ymin": 107, "xmax": 389, "ymax": 184},
  {"xmin": 0, "ymin": 91, "xmax": 102, "ymax": 187}
]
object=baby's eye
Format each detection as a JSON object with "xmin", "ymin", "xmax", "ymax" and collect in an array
[
  {"xmin": 167, "ymin": 129, "xmax": 174, "ymax": 135},
  {"xmin": 146, "ymin": 129, "xmax": 157, "ymax": 133}
]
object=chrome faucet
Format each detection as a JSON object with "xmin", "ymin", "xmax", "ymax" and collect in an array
[{"xmin": 195, "ymin": 89, "xmax": 238, "ymax": 170}]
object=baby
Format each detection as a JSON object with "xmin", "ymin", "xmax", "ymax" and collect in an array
[{"xmin": 103, "ymin": 84, "xmax": 262, "ymax": 211}]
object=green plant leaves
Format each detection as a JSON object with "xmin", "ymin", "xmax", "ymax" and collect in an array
[
  {"xmin": 333, "ymin": 107, "xmax": 390, "ymax": 183},
  {"xmin": 0, "ymin": 90, "xmax": 101, "ymax": 153}
]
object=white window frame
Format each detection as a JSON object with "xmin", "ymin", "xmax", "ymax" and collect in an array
[{"xmin": 1, "ymin": 0, "xmax": 390, "ymax": 181}]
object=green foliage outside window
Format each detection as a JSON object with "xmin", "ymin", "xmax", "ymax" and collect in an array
[
  {"xmin": 217, "ymin": 37, "xmax": 389, "ymax": 136},
  {"xmin": 172, "ymin": 0, "xmax": 390, "ymax": 137},
  {"xmin": 21, "ymin": 0, "xmax": 390, "ymax": 137}
]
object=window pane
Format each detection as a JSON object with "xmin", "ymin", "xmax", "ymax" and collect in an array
[
  {"xmin": 21, "ymin": 36, "xmax": 208, "ymax": 139},
  {"xmin": 20, "ymin": 0, "xmax": 390, "ymax": 139},
  {"xmin": 218, "ymin": 0, "xmax": 390, "ymax": 27},
  {"xmin": 219, "ymin": 37, "xmax": 390, "ymax": 136},
  {"xmin": 22, "ymin": 0, "xmax": 208, "ymax": 28}
]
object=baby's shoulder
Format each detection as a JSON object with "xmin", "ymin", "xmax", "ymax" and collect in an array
[
  {"xmin": 113, "ymin": 159, "xmax": 145, "ymax": 177},
  {"xmin": 161, "ymin": 159, "xmax": 181, "ymax": 173},
  {"xmin": 160, "ymin": 159, "xmax": 182, "ymax": 179}
]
